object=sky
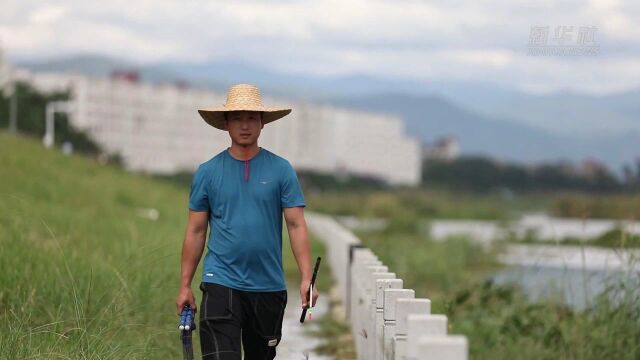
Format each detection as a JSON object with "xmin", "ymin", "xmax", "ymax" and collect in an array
[{"xmin": 1, "ymin": 0, "xmax": 639, "ymax": 95}]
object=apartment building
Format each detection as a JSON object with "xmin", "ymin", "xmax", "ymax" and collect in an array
[{"xmin": 22, "ymin": 68, "xmax": 421, "ymax": 185}]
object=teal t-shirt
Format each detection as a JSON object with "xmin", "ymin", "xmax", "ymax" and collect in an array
[{"xmin": 188, "ymin": 147, "xmax": 305, "ymax": 291}]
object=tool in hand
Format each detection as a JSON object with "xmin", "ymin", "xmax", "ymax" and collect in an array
[
  {"xmin": 300, "ymin": 256, "xmax": 322, "ymax": 323},
  {"xmin": 178, "ymin": 305, "xmax": 196, "ymax": 360},
  {"xmin": 309, "ymin": 283, "xmax": 314, "ymax": 320}
]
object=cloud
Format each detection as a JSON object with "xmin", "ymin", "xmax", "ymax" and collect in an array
[
  {"xmin": 0, "ymin": 0, "xmax": 638, "ymax": 94},
  {"xmin": 28, "ymin": 5, "xmax": 67, "ymax": 25}
]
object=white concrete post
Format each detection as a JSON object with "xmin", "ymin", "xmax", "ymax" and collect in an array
[
  {"xmin": 307, "ymin": 212, "xmax": 362, "ymax": 317},
  {"xmin": 350, "ymin": 256, "xmax": 378, "ymax": 334},
  {"xmin": 352, "ymin": 247, "xmax": 376, "ymax": 264},
  {"xmin": 354, "ymin": 262, "xmax": 384, "ymax": 359},
  {"xmin": 351, "ymin": 256, "xmax": 377, "ymax": 359},
  {"xmin": 383, "ymin": 289, "xmax": 414, "ymax": 359},
  {"xmin": 375, "ymin": 279, "xmax": 403, "ymax": 360},
  {"xmin": 406, "ymin": 314, "xmax": 448, "ymax": 359},
  {"xmin": 393, "ymin": 298, "xmax": 432, "ymax": 360},
  {"xmin": 360, "ymin": 265, "xmax": 387, "ymax": 357},
  {"xmin": 366, "ymin": 272, "xmax": 396, "ymax": 360},
  {"xmin": 416, "ymin": 336, "xmax": 468, "ymax": 360}
]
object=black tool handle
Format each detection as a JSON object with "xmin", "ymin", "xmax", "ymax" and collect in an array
[
  {"xmin": 300, "ymin": 256, "xmax": 322, "ymax": 323},
  {"xmin": 181, "ymin": 330, "xmax": 194, "ymax": 360}
]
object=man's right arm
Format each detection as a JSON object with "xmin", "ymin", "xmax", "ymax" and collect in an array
[{"xmin": 175, "ymin": 210, "xmax": 209, "ymax": 315}]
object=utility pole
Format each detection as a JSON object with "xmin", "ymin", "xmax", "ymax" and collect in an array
[
  {"xmin": 43, "ymin": 101, "xmax": 74, "ymax": 148},
  {"xmin": 8, "ymin": 80, "xmax": 17, "ymax": 134},
  {"xmin": 1, "ymin": 40, "xmax": 18, "ymax": 134}
]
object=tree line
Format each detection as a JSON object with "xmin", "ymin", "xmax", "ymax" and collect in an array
[{"xmin": 422, "ymin": 156, "xmax": 640, "ymax": 193}]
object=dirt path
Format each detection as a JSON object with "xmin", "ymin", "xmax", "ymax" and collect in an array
[{"xmin": 276, "ymin": 290, "xmax": 332, "ymax": 360}]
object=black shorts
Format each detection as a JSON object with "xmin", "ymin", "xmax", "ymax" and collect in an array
[{"xmin": 198, "ymin": 282, "xmax": 288, "ymax": 360}]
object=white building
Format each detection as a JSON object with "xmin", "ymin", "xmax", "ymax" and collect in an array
[{"xmin": 24, "ymin": 69, "xmax": 421, "ymax": 185}]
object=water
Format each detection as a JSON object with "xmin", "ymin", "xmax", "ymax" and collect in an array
[
  {"xmin": 492, "ymin": 265, "xmax": 636, "ymax": 310},
  {"xmin": 427, "ymin": 212, "xmax": 640, "ymax": 244}
]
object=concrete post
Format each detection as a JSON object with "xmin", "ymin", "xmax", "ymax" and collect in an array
[
  {"xmin": 347, "ymin": 245, "xmax": 369, "ymax": 319},
  {"xmin": 359, "ymin": 265, "xmax": 387, "ymax": 357},
  {"xmin": 366, "ymin": 272, "xmax": 396, "ymax": 360},
  {"xmin": 406, "ymin": 314, "xmax": 448, "ymax": 359},
  {"xmin": 350, "ymin": 255, "xmax": 378, "ymax": 331},
  {"xmin": 393, "ymin": 298, "xmax": 431, "ymax": 360},
  {"xmin": 382, "ymin": 289, "xmax": 414, "ymax": 359},
  {"xmin": 375, "ymin": 279, "xmax": 403, "ymax": 360},
  {"xmin": 353, "ymin": 262, "xmax": 384, "ymax": 359},
  {"xmin": 416, "ymin": 336, "xmax": 468, "ymax": 360}
]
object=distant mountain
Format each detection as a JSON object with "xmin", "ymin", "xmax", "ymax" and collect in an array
[
  {"xmin": 330, "ymin": 92, "xmax": 639, "ymax": 170},
  {"xmin": 18, "ymin": 54, "xmax": 188, "ymax": 87},
  {"xmin": 333, "ymin": 93, "xmax": 577, "ymax": 160},
  {"xmin": 16, "ymin": 53, "xmax": 639, "ymax": 171},
  {"xmin": 19, "ymin": 55, "xmax": 328, "ymax": 98},
  {"xmin": 469, "ymin": 90, "xmax": 640, "ymax": 138},
  {"xmin": 19, "ymin": 55, "xmax": 475, "ymax": 99},
  {"xmin": 20, "ymin": 54, "xmax": 136, "ymax": 77}
]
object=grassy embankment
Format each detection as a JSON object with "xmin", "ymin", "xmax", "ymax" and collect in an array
[{"xmin": 0, "ymin": 131, "xmax": 328, "ymax": 359}]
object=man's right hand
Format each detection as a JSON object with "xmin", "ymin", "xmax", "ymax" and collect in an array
[{"xmin": 176, "ymin": 286, "xmax": 197, "ymax": 315}]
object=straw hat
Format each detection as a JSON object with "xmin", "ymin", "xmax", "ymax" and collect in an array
[{"xmin": 198, "ymin": 84, "xmax": 292, "ymax": 130}]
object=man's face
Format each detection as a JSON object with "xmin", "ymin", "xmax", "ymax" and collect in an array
[{"xmin": 225, "ymin": 111, "xmax": 263, "ymax": 146}]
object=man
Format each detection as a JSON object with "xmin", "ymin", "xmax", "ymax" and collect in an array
[{"xmin": 175, "ymin": 84, "xmax": 319, "ymax": 360}]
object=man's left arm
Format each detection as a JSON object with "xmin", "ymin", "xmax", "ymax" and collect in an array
[{"xmin": 284, "ymin": 206, "xmax": 319, "ymax": 309}]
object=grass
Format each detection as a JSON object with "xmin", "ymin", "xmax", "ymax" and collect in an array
[
  {"xmin": 504, "ymin": 226, "xmax": 640, "ymax": 248},
  {"xmin": 304, "ymin": 186, "xmax": 640, "ymax": 359},
  {"xmin": 6, "ymin": 128, "xmax": 638, "ymax": 359},
  {"xmin": 553, "ymin": 192, "xmax": 640, "ymax": 219},
  {"xmin": 308, "ymin": 188, "xmax": 640, "ymax": 224},
  {"xmin": 298, "ymin": 178, "xmax": 640, "ymax": 359},
  {"xmin": 0, "ymin": 131, "xmax": 329, "ymax": 359},
  {"xmin": 444, "ymin": 274, "xmax": 640, "ymax": 360},
  {"xmin": 350, "ymin": 214, "xmax": 640, "ymax": 359},
  {"xmin": 570, "ymin": 228, "xmax": 640, "ymax": 248},
  {"xmin": 355, "ymin": 230, "xmax": 503, "ymax": 314},
  {"xmin": 306, "ymin": 188, "xmax": 523, "ymax": 220}
]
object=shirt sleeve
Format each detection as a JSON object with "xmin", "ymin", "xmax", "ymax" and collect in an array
[
  {"xmin": 188, "ymin": 164, "xmax": 210, "ymax": 212},
  {"xmin": 280, "ymin": 161, "xmax": 306, "ymax": 208}
]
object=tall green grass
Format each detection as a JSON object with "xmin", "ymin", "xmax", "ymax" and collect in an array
[
  {"xmin": 0, "ymin": 131, "xmax": 327, "ymax": 358},
  {"xmin": 353, "ymin": 217, "xmax": 640, "ymax": 359},
  {"xmin": 553, "ymin": 193, "xmax": 640, "ymax": 219},
  {"xmin": 306, "ymin": 189, "xmax": 516, "ymax": 220},
  {"xmin": 447, "ymin": 275, "xmax": 640, "ymax": 360}
]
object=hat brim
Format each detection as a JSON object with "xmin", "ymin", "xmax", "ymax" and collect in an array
[{"xmin": 197, "ymin": 106, "xmax": 292, "ymax": 130}]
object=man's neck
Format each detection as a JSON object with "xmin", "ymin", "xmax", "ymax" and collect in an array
[{"xmin": 228, "ymin": 143, "xmax": 261, "ymax": 160}]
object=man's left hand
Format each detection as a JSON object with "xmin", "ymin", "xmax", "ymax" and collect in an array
[{"xmin": 300, "ymin": 279, "xmax": 319, "ymax": 308}]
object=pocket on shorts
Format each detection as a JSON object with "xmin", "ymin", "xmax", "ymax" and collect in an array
[
  {"xmin": 253, "ymin": 290, "xmax": 288, "ymax": 345},
  {"xmin": 199, "ymin": 282, "xmax": 234, "ymax": 320}
]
